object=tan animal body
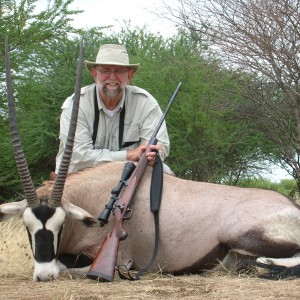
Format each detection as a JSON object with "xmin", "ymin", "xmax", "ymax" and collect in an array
[
  {"xmin": 51, "ymin": 161, "xmax": 300, "ymax": 276},
  {"xmin": 2, "ymin": 161, "xmax": 300, "ymax": 281}
]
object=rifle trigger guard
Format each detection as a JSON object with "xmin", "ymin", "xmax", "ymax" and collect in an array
[{"xmin": 123, "ymin": 209, "xmax": 132, "ymax": 220}]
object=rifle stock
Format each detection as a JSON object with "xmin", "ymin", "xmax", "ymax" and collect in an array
[
  {"xmin": 86, "ymin": 231, "xmax": 120, "ymax": 282},
  {"xmin": 86, "ymin": 82, "xmax": 181, "ymax": 281}
]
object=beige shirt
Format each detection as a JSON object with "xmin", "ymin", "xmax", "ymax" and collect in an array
[{"xmin": 55, "ymin": 84, "xmax": 170, "ymax": 174}]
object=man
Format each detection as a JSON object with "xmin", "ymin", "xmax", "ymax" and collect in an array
[{"xmin": 55, "ymin": 44, "xmax": 172, "ymax": 174}]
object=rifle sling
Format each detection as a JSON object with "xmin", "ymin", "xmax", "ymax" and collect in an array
[
  {"xmin": 117, "ymin": 154, "xmax": 163, "ymax": 281},
  {"xmin": 150, "ymin": 153, "xmax": 163, "ymax": 213}
]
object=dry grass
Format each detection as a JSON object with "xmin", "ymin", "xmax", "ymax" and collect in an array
[
  {"xmin": 1, "ymin": 218, "xmax": 300, "ymax": 300},
  {"xmin": 0, "ymin": 217, "xmax": 33, "ymax": 280}
]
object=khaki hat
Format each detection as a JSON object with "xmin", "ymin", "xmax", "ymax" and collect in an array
[{"xmin": 85, "ymin": 44, "xmax": 140, "ymax": 73}]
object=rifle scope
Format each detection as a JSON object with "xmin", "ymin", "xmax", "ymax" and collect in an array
[{"xmin": 98, "ymin": 161, "xmax": 136, "ymax": 226}]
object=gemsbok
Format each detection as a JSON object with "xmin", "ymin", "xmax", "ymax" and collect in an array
[{"xmin": 2, "ymin": 37, "xmax": 300, "ymax": 282}]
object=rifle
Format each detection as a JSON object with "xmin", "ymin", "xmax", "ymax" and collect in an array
[{"xmin": 86, "ymin": 82, "xmax": 182, "ymax": 282}]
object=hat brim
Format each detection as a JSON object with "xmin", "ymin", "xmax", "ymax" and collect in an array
[{"xmin": 85, "ymin": 61, "xmax": 139, "ymax": 73}]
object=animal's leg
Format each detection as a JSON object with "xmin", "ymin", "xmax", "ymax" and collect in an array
[
  {"xmin": 58, "ymin": 253, "xmax": 93, "ymax": 269},
  {"xmin": 57, "ymin": 261, "xmax": 90, "ymax": 275},
  {"xmin": 57, "ymin": 253, "xmax": 93, "ymax": 276},
  {"xmin": 117, "ymin": 249, "xmax": 134, "ymax": 270},
  {"xmin": 255, "ymin": 254, "xmax": 300, "ymax": 279},
  {"xmin": 256, "ymin": 254, "xmax": 300, "ymax": 268},
  {"xmin": 219, "ymin": 222, "xmax": 300, "ymax": 278},
  {"xmin": 57, "ymin": 249, "xmax": 134, "ymax": 277},
  {"xmin": 215, "ymin": 250, "xmax": 255, "ymax": 272}
]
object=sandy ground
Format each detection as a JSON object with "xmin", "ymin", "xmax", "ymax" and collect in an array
[{"xmin": 1, "ymin": 217, "xmax": 300, "ymax": 300}]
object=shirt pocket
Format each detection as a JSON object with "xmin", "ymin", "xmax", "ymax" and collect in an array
[{"xmin": 122, "ymin": 122, "xmax": 140, "ymax": 148}]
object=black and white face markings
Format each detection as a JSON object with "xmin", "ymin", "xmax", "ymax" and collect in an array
[{"xmin": 23, "ymin": 204, "xmax": 66, "ymax": 281}]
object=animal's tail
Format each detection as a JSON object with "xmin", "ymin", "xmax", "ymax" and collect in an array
[{"xmin": 255, "ymin": 261, "xmax": 300, "ymax": 280}]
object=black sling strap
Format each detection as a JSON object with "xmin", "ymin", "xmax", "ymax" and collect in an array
[
  {"xmin": 92, "ymin": 86, "xmax": 125, "ymax": 149},
  {"xmin": 135, "ymin": 153, "xmax": 163, "ymax": 280}
]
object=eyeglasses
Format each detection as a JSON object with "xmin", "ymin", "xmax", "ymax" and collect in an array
[{"xmin": 96, "ymin": 68, "xmax": 129, "ymax": 76}]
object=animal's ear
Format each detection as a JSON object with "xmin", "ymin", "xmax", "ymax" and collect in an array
[
  {"xmin": 0, "ymin": 199, "xmax": 28, "ymax": 221},
  {"xmin": 62, "ymin": 201, "xmax": 100, "ymax": 227}
]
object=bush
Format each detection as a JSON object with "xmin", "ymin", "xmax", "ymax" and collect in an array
[{"xmin": 234, "ymin": 178, "xmax": 297, "ymax": 198}]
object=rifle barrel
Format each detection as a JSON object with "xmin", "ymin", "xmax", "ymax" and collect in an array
[{"xmin": 151, "ymin": 82, "xmax": 182, "ymax": 138}]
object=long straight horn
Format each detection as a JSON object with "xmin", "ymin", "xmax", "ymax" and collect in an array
[
  {"xmin": 4, "ymin": 35, "xmax": 39, "ymax": 208},
  {"xmin": 49, "ymin": 38, "xmax": 84, "ymax": 207}
]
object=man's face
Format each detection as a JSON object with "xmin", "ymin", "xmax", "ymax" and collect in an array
[{"xmin": 92, "ymin": 65, "xmax": 134, "ymax": 100}]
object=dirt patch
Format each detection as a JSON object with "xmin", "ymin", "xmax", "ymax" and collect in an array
[{"xmin": 1, "ymin": 217, "xmax": 300, "ymax": 300}]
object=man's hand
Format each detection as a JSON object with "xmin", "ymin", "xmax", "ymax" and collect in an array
[
  {"xmin": 126, "ymin": 143, "xmax": 164, "ymax": 167},
  {"xmin": 126, "ymin": 144, "xmax": 145, "ymax": 162},
  {"xmin": 139, "ymin": 144, "xmax": 160, "ymax": 167}
]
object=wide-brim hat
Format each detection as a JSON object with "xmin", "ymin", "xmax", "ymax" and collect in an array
[{"xmin": 85, "ymin": 44, "xmax": 140, "ymax": 73}]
